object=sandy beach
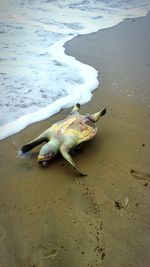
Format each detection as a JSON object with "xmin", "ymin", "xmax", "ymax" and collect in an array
[{"xmin": 0, "ymin": 13, "xmax": 150, "ymax": 267}]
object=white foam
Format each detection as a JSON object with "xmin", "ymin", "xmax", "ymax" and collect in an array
[
  {"xmin": 0, "ymin": 0, "xmax": 150, "ymax": 140},
  {"xmin": 0, "ymin": 54, "xmax": 98, "ymax": 140}
]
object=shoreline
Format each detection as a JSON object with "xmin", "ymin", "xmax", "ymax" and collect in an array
[
  {"xmin": 1, "ymin": 12, "xmax": 149, "ymax": 142},
  {"xmin": 0, "ymin": 13, "xmax": 150, "ymax": 267}
]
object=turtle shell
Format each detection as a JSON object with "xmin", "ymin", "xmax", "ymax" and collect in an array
[{"xmin": 50, "ymin": 114, "xmax": 97, "ymax": 145}]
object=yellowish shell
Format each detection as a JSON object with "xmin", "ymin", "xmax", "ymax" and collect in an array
[{"xmin": 50, "ymin": 114, "xmax": 97, "ymax": 144}]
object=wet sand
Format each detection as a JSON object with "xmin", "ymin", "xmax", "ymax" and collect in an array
[{"xmin": 0, "ymin": 13, "xmax": 150, "ymax": 267}]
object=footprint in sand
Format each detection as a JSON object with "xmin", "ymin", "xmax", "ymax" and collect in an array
[
  {"xmin": 0, "ymin": 227, "xmax": 5, "ymax": 246},
  {"xmin": 130, "ymin": 169, "xmax": 150, "ymax": 181},
  {"xmin": 32, "ymin": 245, "xmax": 57, "ymax": 265}
]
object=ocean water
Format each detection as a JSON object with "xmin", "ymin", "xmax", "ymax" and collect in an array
[{"xmin": 0, "ymin": 0, "xmax": 150, "ymax": 140}]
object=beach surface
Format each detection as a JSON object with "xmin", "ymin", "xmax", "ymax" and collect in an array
[{"xmin": 0, "ymin": 13, "xmax": 150, "ymax": 267}]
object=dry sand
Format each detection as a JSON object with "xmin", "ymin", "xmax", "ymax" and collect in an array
[{"xmin": 0, "ymin": 13, "xmax": 150, "ymax": 267}]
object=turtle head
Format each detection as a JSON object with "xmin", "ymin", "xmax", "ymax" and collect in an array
[{"xmin": 37, "ymin": 140, "xmax": 58, "ymax": 167}]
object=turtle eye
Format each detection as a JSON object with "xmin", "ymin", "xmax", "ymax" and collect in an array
[
  {"xmin": 46, "ymin": 152, "xmax": 53, "ymax": 158},
  {"xmin": 42, "ymin": 152, "xmax": 53, "ymax": 159}
]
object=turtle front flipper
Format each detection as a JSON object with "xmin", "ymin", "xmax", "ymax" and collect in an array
[
  {"xmin": 21, "ymin": 133, "xmax": 48, "ymax": 154},
  {"xmin": 60, "ymin": 141, "xmax": 87, "ymax": 176}
]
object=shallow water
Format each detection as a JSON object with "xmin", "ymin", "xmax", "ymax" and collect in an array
[{"xmin": 0, "ymin": 0, "xmax": 150, "ymax": 140}]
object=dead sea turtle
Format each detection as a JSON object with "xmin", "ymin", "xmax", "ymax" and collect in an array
[{"xmin": 21, "ymin": 104, "xmax": 106, "ymax": 175}]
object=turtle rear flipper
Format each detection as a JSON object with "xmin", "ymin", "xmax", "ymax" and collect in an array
[
  {"xmin": 70, "ymin": 103, "xmax": 81, "ymax": 115},
  {"xmin": 60, "ymin": 142, "xmax": 87, "ymax": 176},
  {"xmin": 90, "ymin": 108, "xmax": 107, "ymax": 122}
]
